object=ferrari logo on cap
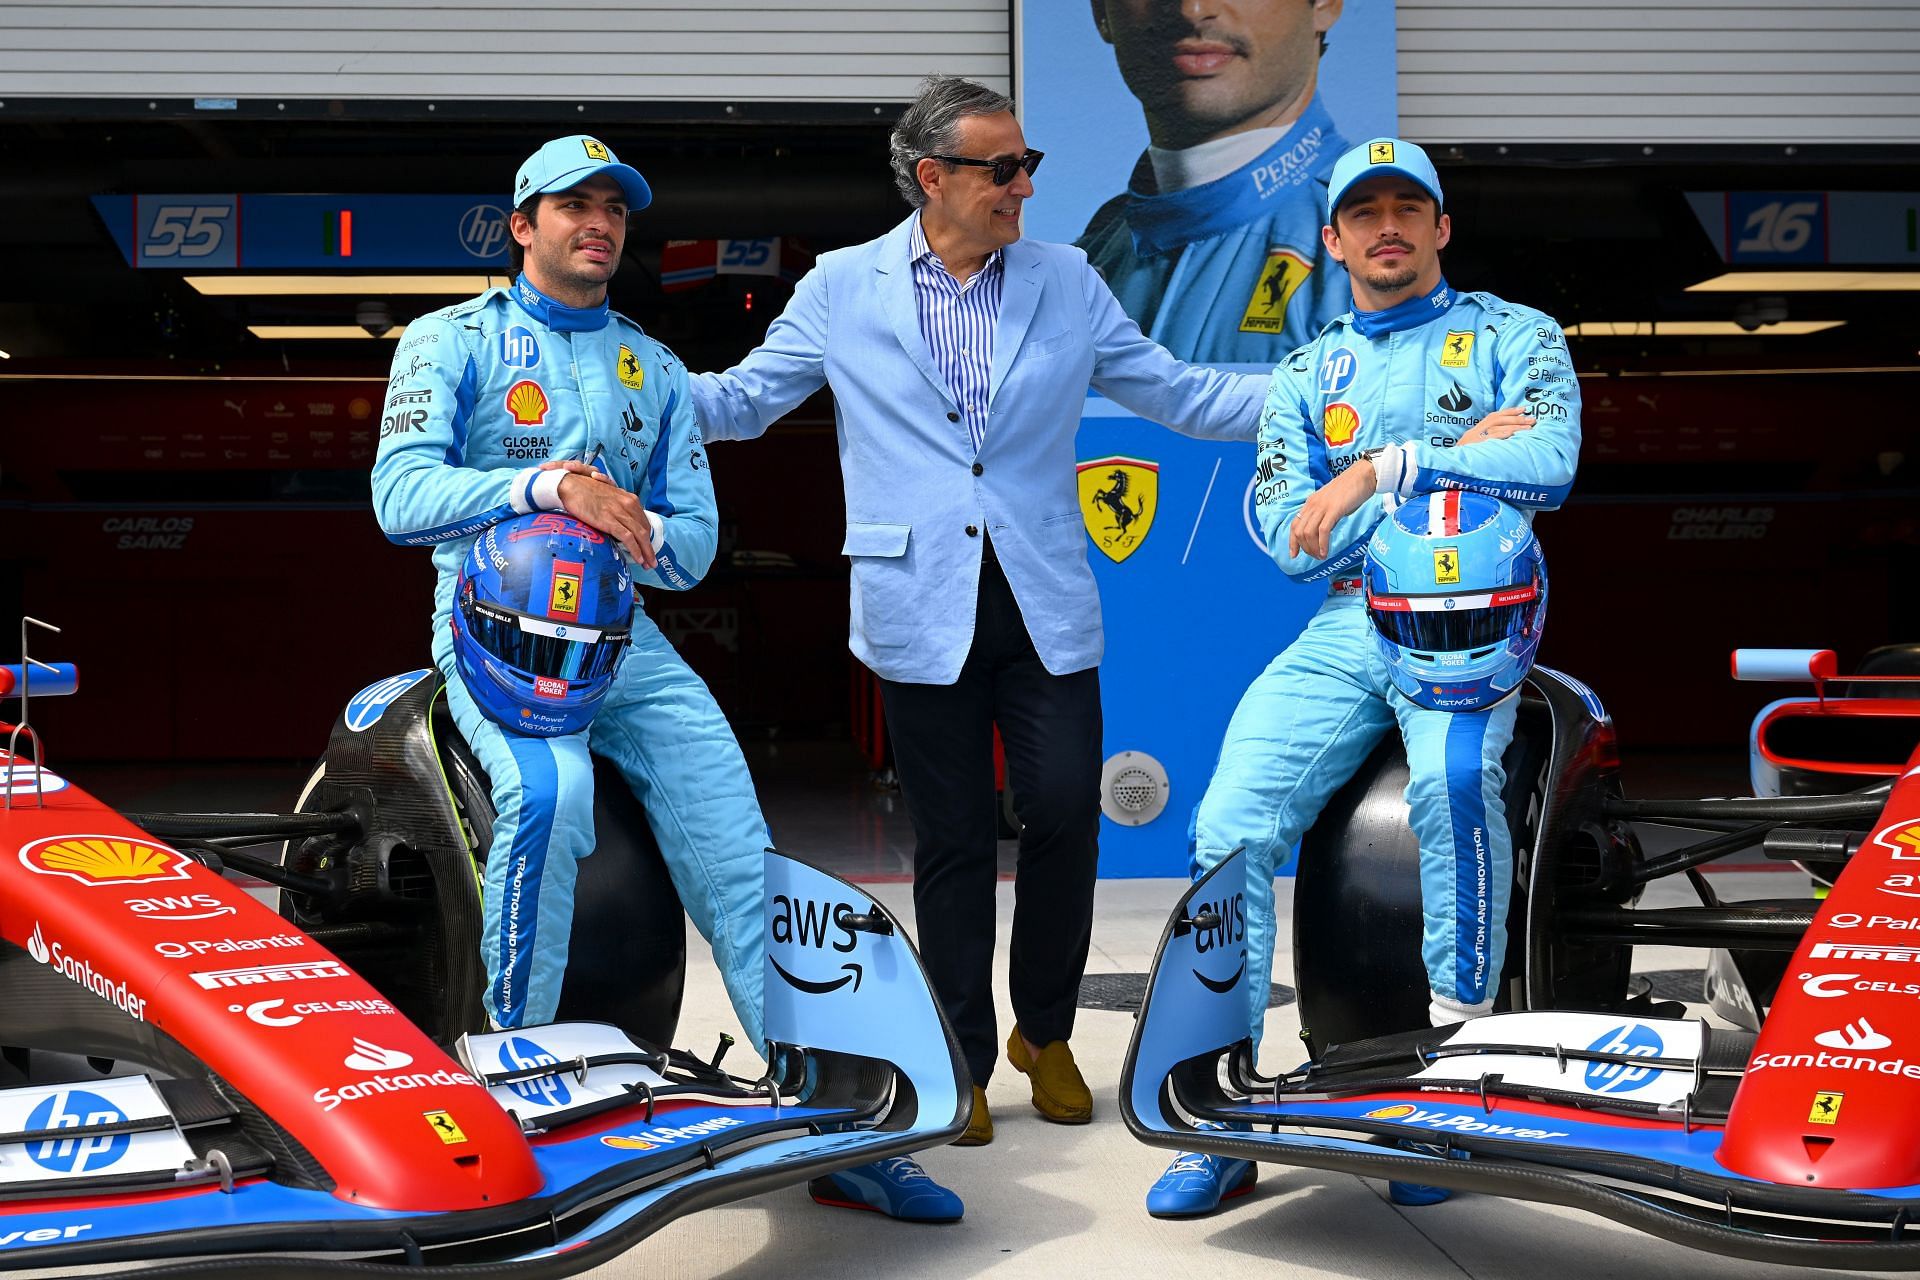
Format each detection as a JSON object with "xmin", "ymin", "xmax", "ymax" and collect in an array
[
  {"xmin": 1077, "ymin": 456, "xmax": 1158, "ymax": 564},
  {"xmin": 582, "ymin": 138, "xmax": 610, "ymax": 162},
  {"xmin": 1369, "ymin": 141, "xmax": 1395, "ymax": 164},
  {"xmin": 617, "ymin": 344, "xmax": 645, "ymax": 391},
  {"xmin": 1441, "ymin": 331, "xmax": 1474, "ymax": 368},
  {"xmin": 1433, "ymin": 549, "xmax": 1461, "ymax": 585},
  {"xmin": 1239, "ymin": 248, "xmax": 1311, "ymax": 334},
  {"xmin": 1809, "ymin": 1091, "xmax": 1843, "ymax": 1125}
]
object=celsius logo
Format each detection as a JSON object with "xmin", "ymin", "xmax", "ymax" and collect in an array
[
  {"xmin": 26, "ymin": 1091, "xmax": 129, "ymax": 1174},
  {"xmin": 1583, "ymin": 1024, "xmax": 1664, "ymax": 1093},
  {"xmin": 344, "ymin": 1039, "xmax": 414, "ymax": 1071},
  {"xmin": 240, "ymin": 1000, "xmax": 303, "ymax": 1027},
  {"xmin": 1816, "ymin": 1019, "xmax": 1892, "ymax": 1052},
  {"xmin": 499, "ymin": 1036, "xmax": 571, "ymax": 1108},
  {"xmin": 26, "ymin": 921, "xmax": 49, "ymax": 964},
  {"xmin": 459, "ymin": 204, "xmax": 509, "ymax": 260},
  {"xmin": 344, "ymin": 669, "xmax": 435, "ymax": 733}
]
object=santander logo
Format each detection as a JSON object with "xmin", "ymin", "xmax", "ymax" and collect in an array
[
  {"xmin": 344, "ymin": 1039, "xmax": 414, "ymax": 1072},
  {"xmin": 26, "ymin": 921, "xmax": 49, "ymax": 964},
  {"xmin": 1815, "ymin": 1019, "xmax": 1892, "ymax": 1052}
]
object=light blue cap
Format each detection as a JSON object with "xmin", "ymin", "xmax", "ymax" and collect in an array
[
  {"xmin": 1326, "ymin": 138, "xmax": 1442, "ymax": 220},
  {"xmin": 513, "ymin": 135, "xmax": 652, "ymax": 211}
]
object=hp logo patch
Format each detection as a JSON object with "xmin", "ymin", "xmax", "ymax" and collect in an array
[
  {"xmin": 1583, "ymin": 1023, "xmax": 1664, "ymax": 1094},
  {"xmin": 501, "ymin": 325, "xmax": 540, "ymax": 370},
  {"xmin": 1318, "ymin": 346, "xmax": 1358, "ymax": 396},
  {"xmin": 27, "ymin": 1090, "xmax": 130, "ymax": 1173},
  {"xmin": 500, "ymin": 1036, "xmax": 571, "ymax": 1108},
  {"xmin": 459, "ymin": 204, "xmax": 510, "ymax": 260},
  {"xmin": 344, "ymin": 668, "xmax": 435, "ymax": 733}
]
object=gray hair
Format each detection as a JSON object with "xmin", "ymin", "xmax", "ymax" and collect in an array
[{"xmin": 889, "ymin": 75, "xmax": 1015, "ymax": 208}]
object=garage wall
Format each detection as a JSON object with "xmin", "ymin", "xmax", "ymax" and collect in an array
[
  {"xmin": 0, "ymin": 0, "xmax": 1011, "ymax": 104},
  {"xmin": 1398, "ymin": 0, "xmax": 1920, "ymax": 143}
]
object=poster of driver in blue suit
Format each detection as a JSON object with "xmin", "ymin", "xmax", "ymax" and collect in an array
[{"xmin": 1019, "ymin": 1, "xmax": 1399, "ymax": 877}]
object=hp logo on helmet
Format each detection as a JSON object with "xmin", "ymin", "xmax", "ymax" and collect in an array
[
  {"xmin": 459, "ymin": 205, "xmax": 510, "ymax": 260},
  {"xmin": 1583, "ymin": 1023, "xmax": 1664, "ymax": 1094},
  {"xmin": 500, "ymin": 1036, "xmax": 572, "ymax": 1108}
]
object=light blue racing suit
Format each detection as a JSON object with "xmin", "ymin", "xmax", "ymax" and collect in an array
[
  {"xmin": 1205, "ymin": 279, "xmax": 1580, "ymax": 1043},
  {"xmin": 370, "ymin": 277, "xmax": 764, "ymax": 1041},
  {"xmin": 1076, "ymin": 97, "xmax": 1348, "ymax": 363}
]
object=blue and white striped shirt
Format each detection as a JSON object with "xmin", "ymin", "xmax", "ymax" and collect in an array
[{"xmin": 908, "ymin": 213, "xmax": 1004, "ymax": 453}]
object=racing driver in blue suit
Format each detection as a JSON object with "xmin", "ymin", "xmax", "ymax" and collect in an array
[
  {"xmin": 1077, "ymin": 0, "xmax": 1350, "ymax": 362},
  {"xmin": 1144, "ymin": 138, "xmax": 1583, "ymax": 1217},
  {"xmin": 371, "ymin": 135, "xmax": 767, "ymax": 1044}
]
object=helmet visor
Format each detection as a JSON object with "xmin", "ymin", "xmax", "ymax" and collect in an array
[
  {"xmin": 1369, "ymin": 585, "xmax": 1539, "ymax": 656},
  {"xmin": 462, "ymin": 599, "xmax": 630, "ymax": 681}
]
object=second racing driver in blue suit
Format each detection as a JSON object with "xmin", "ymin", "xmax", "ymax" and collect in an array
[{"xmin": 1145, "ymin": 138, "xmax": 1583, "ymax": 1217}]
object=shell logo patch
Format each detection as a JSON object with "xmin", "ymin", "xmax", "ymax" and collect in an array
[
  {"xmin": 1238, "ymin": 248, "xmax": 1312, "ymax": 334},
  {"xmin": 1876, "ymin": 821, "xmax": 1920, "ymax": 860},
  {"xmin": 1441, "ymin": 331, "xmax": 1474, "ymax": 368},
  {"xmin": 1433, "ymin": 548, "xmax": 1461, "ymax": 585},
  {"xmin": 616, "ymin": 344, "xmax": 645, "ymax": 391},
  {"xmin": 1369, "ymin": 141, "xmax": 1395, "ymax": 164},
  {"xmin": 1322, "ymin": 402, "xmax": 1360, "ymax": 447},
  {"xmin": 582, "ymin": 138, "xmax": 610, "ymax": 162},
  {"xmin": 601, "ymin": 1134, "xmax": 659, "ymax": 1151},
  {"xmin": 1364, "ymin": 1103, "xmax": 1417, "ymax": 1120},
  {"xmin": 21, "ymin": 835, "xmax": 193, "ymax": 887},
  {"xmin": 1809, "ymin": 1090, "xmax": 1843, "ymax": 1125},
  {"xmin": 505, "ymin": 380, "xmax": 549, "ymax": 427},
  {"xmin": 549, "ymin": 559, "xmax": 583, "ymax": 618}
]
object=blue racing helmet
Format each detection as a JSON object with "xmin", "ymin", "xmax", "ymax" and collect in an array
[
  {"xmin": 1364, "ymin": 491, "xmax": 1546, "ymax": 712},
  {"xmin": 451, "ymin": 513, "xmax": 634, "ymax": 737}
]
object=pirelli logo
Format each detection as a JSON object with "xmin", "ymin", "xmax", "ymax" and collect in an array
[
  {"xmin": 191, "ymin": 960, "xmax": 351, "ymax": 989},
  {"xmin": 1808, "ymin": 943, "xmax": 1920, "ymax": 962}
]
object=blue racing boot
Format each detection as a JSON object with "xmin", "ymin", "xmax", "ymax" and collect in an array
[
  {"xmin": 808, "ymin": 1156, "xmax": 963, "ymax": 1223},
  {"xmin": 1145, "ymin": 1123, "xmax": 1258, "ymax": 1218}
]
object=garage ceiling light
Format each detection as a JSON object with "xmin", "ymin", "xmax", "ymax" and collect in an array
[
  {"xmin": 1687, "ymin": 272, "xmax": 1920, "ymax": 293},
  {"xmin": 191, "ymin": 275, "xmax": 501, "ymax": 296},
  {"xmin": 247, "ymin": 325, "xmax": 405, "ymax": 340},
  {"xmin": 1565, "ymin": 320, "xmax": 1845, "ymax": 337}
]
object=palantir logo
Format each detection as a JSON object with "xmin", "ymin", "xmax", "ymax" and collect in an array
[
  {"xmin": 500, "ymin": 1036, "xmax": 571, "ymax": 1108},
  {"xmin": 343, "ymin": 1038, "xmax": 414, "ymax": 1071},
  {"xmin": 1816, "ymin": 1018, "xmax": 1892, "ymax": 1051},
  {"xmin": 459, "ymin": 204, "xmax": 510, "ymax": 260},
  {"xmin": 26, "ymin": 1089, "xmax": 130, "ymax": 1174},
  {"xmin": 1583, "ymin": 1023, "xmax": 1664, "ymax": 1094}
]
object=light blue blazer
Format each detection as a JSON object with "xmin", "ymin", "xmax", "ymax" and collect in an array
[{"xmin": 689, "ymin": 214, "xmax": 1267, "ymax": 685}]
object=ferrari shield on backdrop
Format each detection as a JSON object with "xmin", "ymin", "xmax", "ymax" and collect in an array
[{"xmin": 1021, "ymin": 0, "xmax": 1398, "ymax": 875}]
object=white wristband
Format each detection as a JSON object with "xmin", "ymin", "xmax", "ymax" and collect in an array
[
  {"xmin": 644, "ymin": 509, "xmax": 665, "ymax": 552},
  {"xmin": 1371, "ymin": 443, "xmax": 1411, "ymax": 498}
]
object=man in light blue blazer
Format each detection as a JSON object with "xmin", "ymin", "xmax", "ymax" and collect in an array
[{"xmin": 690, "ymin": 75, "xmax": 1266, "ymax": 1221}]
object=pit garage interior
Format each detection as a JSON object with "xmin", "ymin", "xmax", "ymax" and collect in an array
[{"xmin": 2, "ymin": 1, "xmax": 1919, "ymax": 1275}]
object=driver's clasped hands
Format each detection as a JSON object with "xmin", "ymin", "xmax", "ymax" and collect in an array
[
  {"xmin": 1287, "ymin": 406, "xmax": 1535, "ymax": 559},
  {"xmin": 539, "ymin": 457, "xmax": 659, "ymax": 569}
]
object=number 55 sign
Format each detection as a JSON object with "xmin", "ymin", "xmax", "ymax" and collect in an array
[{"xmin": 134, "ymin": 197, "xmax": 237, "ymax": 268}]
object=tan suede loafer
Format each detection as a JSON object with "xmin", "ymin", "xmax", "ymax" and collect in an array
[
  {"xmin": 953, "ymin": 1085, "xmax": 993, "ymax": 1146},
  {"xmin": 1006, "ymin": 1028, "xmax": 1093, "ymax": 1124}
]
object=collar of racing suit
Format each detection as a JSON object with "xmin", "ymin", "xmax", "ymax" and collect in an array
[
  {"xmin": 1349, "ymin": 276, "xmax": 1454, "ymax": 339},
  {"xmin": 1123, "ymin": 95, "xmax": 1342, "ymax": 256},
  {"xmin": 509, "ymin": 273, "xmax": 612, "ymax": 332}
]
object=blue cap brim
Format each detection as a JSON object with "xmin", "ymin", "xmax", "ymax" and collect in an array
[
  {"xmin": 533, "ymin": 161, "xmax": 653, "ymax": 212},
  {"xmin": 1328, "ymin": 165, "xmax": 1441, "ymax": 219}
]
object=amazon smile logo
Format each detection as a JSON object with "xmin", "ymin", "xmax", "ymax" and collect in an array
[
  {"xmin": 770, "ymin": 956, "xmax": 864, "ymax": 994},
  {"xmin": 1193, "ymin": 958, "xmax": 1245, "ymax": 994}
]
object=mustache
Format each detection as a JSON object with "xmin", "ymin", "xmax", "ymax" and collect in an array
[
  {"xmin": 1149, "ymin": 17, "xmax": 1250, "ymax": 57},
  {"xmin": 1367, "ymin": 239, "xmax": 1415, "ymax": 257}
]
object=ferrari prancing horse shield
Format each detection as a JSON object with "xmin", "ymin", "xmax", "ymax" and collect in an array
[{"xmin": 1077, "ymin": 456, "xmax": 1158, "ymax": 563}]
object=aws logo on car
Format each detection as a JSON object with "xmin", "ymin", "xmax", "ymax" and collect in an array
[
  {"xmin": 1189, "ymin": 891, "xmax": 1247, "ymax": 994},
  {"xmin": 769, "ymin": 895, "xmax": 864, "ymax": 994}
]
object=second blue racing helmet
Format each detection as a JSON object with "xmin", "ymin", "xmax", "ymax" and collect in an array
[
  {"xmin": 451, "ymin": 513, "xmax": 634, "ymax": 737},
  {"xmin": 1363, "ymin": 491, "xmax": 1547, "ymax": 712}
]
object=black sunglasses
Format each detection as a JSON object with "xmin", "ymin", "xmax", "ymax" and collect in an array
[{"xmin": 924, "ymin": 149, "xmax": 1044, "ymax": 186}]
